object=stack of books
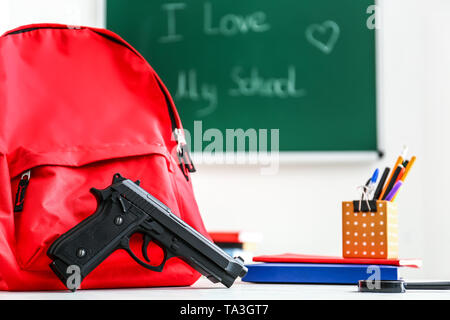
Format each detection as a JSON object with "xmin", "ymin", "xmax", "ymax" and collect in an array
[
  {"xmin": 209, "ymin": 231, "xmax": 262, "ymax": 264},
  {"xmin": 241, "ymin": 253, "xmax": 421, "ymax": 284}
]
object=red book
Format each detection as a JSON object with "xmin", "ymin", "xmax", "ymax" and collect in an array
[{"xmin": 253, "ymin": 253, "xmax": 421, "ymax": 268}]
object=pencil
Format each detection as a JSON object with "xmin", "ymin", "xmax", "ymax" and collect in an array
[
  {"xmin": 392, "ymin": 156, "xmax": 416, "ymax": 201},
  {"xmin": 400, "ymin": 156, "xmax": 416, "ymax": 182}
]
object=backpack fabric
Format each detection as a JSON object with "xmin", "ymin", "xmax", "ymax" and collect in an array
[{"xmin": 0, "ymin": 23, "xmax": 206, "ymax": 291}]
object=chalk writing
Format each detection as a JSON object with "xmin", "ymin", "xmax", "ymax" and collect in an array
[
  {"xmin": 229, "ymin": 66, "xmax": 306, "ymax": 98},
  {"xmin": 305, "ymin": 20, "xmax": 340, "ymax": 54},
  {"xmin": 203, "ymin": 2, "xmax": 270, "ymax": 36},
  {"xmin": 175, "ymin": 70, "xmax": 218, "ymax": 117},
  {"xmin": 159, "ymin": 3, "xmax": 186, "ymax": 43}
]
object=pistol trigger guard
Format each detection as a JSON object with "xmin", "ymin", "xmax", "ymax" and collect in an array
[
  {"xmin": 120, "ymin": 235, "xmax": 167, "ymax": 273},
  {"xmin": 142, "ymin": 234, "xmax": 152, "ymax": 263},
  {"xmin": 164, "ymin": 249, "xmax": 176, "ymax": 261}
]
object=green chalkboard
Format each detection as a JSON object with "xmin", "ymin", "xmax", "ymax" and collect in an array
[{"xmin": 107, "ymin": 0, "xmax": 378, "ymax": 153}]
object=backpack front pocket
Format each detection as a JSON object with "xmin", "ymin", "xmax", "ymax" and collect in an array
[{"xmin": 10, "ymin": 143, "xmax": 182, "ymax": 272}]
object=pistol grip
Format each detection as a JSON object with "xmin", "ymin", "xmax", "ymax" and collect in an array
[{"xmin": 46, "ymin": 194, "xmax": 142, "ymax": 290}]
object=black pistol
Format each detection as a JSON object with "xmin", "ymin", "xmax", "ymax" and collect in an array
[{"xmin": 47, "ymin": 173, "xmax": 247, "ymax": 291}]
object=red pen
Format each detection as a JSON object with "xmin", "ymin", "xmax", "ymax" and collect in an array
[{"xmin": 395, "ymin": 167, "xmax": 405, "ymax": 184}]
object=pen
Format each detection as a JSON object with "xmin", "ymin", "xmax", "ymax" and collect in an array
[
  {"xmin": 370, "ymin": 168, "xmax": 379, "ymax": 186},
  {"xmin": 403, "ymin": 160, "xmax": 409, "ymax": 168},
  {"xmin": 385, "ymin": 181, "xmax": 403, "ymax": 201},
  {"xmin": 361, "ymin": 169, "xmax": 379, "ymax": 200},
  {"xmin": 395, "ymin": 166, "xmax": 406, "ymax": 184},
  {"xmin": 373, "ymin": 167, "xmax": 390, "ymax": 200},
  {"xmin": 382, "ymin": 165, "xmax": 403, "ymax": 200}
]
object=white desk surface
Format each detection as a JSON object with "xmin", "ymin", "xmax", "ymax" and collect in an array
[{"xmin": 1, "ymin": 278, "xmax": 450, "ymax": 300}]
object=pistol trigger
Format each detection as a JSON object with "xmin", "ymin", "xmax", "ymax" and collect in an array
[{"xmin": 142, "ymin": 234, "xmax": 152, "ymax": 263}]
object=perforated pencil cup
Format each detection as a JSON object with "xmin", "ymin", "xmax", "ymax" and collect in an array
[{"xmin": 342, "ymin": 200, "xmax": 398, "ymax": 259}]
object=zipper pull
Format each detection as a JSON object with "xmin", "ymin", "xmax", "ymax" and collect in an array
[
  {"xmin": 174, "ymin": 129, "xmax": 196, "ymax": 181},
  {"xmin": 14, "ymin": 170, "xmax": 31, "ymax": 213}
]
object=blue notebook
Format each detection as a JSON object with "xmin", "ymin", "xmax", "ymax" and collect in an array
[{"xmin": 242, "ymin": 263, "xmax": 399, "ymax": 284}]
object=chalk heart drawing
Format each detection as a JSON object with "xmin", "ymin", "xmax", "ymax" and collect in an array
[{"xmin": 305, "ymin": 20, "xmax": 340, "ymax": 54}]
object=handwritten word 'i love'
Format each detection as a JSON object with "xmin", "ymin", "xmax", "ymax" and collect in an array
[{"xmin": 159, "ymin": 2, "xmax": 271, "ymax": 43}]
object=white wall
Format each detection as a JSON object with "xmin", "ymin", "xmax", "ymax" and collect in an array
[
  {"xmin": 421, "ymin": 0, "xmax": 450, "ymax": 279},
  {"xmin": 194, "ymin": 0, "xmax": 448, "ymax": 280},
  {"xmin": 1, "ymin": 0, "xmax": 449, "ymax": 280},
  {"xmin": 0, "ymin": 0, "xmax": 104, "ymax": 32}
]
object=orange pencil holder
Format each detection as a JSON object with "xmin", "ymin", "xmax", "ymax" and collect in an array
[{"xmin": 342, "ymin": 200, "xmax": 398, "ymax": 259}]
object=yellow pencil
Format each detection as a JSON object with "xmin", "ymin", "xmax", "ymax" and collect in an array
[
  {"xmin": 379, "ymin": 155, "xmax": 403, "ymax": 200},
  {"xmin": 392, "ymin": 156, "xmax": 416, "ymax": 201}
]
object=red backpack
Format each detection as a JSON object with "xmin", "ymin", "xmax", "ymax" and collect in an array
[{"xmin": 0, "ymin": 23, "xmax": 205, "ymax": 291}]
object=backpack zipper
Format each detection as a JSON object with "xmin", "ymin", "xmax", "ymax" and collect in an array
[
  {"xmin": 174, "ymin": 128, "xmax": 196, "ymax": 181},
  {"xmin": 14, "ymin": 170, "xmax": 31, "ymax": 212},
  {"xmin": 155, "ymin": 79, "xmax": 196, "ymax": 180}
]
